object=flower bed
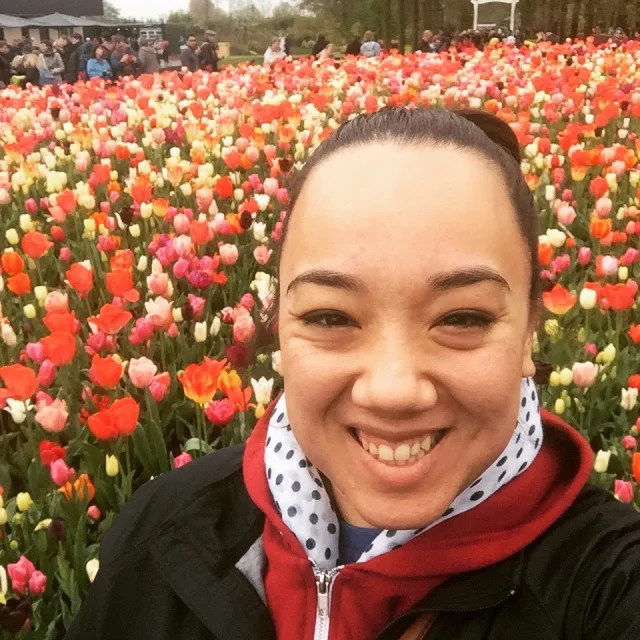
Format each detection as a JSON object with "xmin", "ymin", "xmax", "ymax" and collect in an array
[{"xmin": 1, "ymin": 40, "xmax": 640, "ymax": 634}]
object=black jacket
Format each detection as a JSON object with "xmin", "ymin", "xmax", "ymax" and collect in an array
[{"xmin": 65, "ymin": 445, "xmax": 640, "ymax": 640}]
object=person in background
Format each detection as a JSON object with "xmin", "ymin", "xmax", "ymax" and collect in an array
[
  {"xmin": 316, "ymin": 43, "xmax": 335, "ymax": 62},
  {"xmin": 283, "ymin": 34, "xmax": 292, "ymax": 56},
  {"xmin": 86, "ymin": 45, "xmax": 113, "ymax": 80},
  {"xmin": 138, "ymin": 38, "xmax": 159, "ymax": 74},
  {"xmin": 416, "ymin": 29, "xmax": 434, "ymax": 52},
  {"xmin": 161, "ymin": 39, "xmax": 170, "ymax": 67},
  {"xmin": 0, "ymin": 40, "xmax": 12, "ymax": 86},
  {"xmin": 180, "ymin": 34, "xmax": 199, "ymax": 72},
  {"xmin": 311, "ymin": 34, "xmax": 328, "ymax": 57},
  {"xmin": 38, "ymin": 40, "xmax": 64, "ymax": 84},
  {"xmin": 65, "ymin": 33, "xmax": 83, "ymax": 83},
  {"xmin": 199, "ymin": 30, "xmax": 219, "ymax": 72},
  {"xmin": 11, "ymin": 43, "xmax": 41, "ymax": 86},
  {"xmin": 111, "ymin": 38, "xmax": 139, "ymax": 78},
  {"xmin": 360, "ymin": 30, "xmax": 382, "ymax": 57},
  {"xmin": 264, "ymin": 37, "xmax": 286, "ymax": 65},
  {"xmin": 346, "ymin": 33, "xmax": 362, "ymax": 56},
  {"xmin": 76, "ymin": 37, "xmax": 97, "ymax": 80}
]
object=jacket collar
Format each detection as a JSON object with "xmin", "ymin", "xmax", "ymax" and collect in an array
[{"xmin": 149, "ymin": 464, "xmax": 275, "ymax": 640}]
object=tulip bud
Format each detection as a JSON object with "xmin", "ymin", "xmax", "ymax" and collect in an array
[
  {"xmin": 593, "ymin": 450, "xmax": 611, "ymax": 473},
  {"xmin": 549, "ymin": 371, "xmax": 561, "ymax": 386},
  {"xmin": 559, "ymin": 368, "xmax": 573, "ymax": 386},
  {"xmin": 86, "ymin": 558, "xmax": 100, "ymax": 583},
  {"xmin": 87, "ymin": 505, "xmax": 101, "ymax": 521},
  {"xmin": 34, "ymin": 286, "xmax": 48, "ymax": 303},
  {"xmin": 194, "ymin": 321, "xmax": 207, "ymax": 342},
  {"xmin": 545, "ymin": 185, "xmax": 556, "ymax": 202},
  {"xmin": 210, "ymin": 316, "xmax": 221, "ymax": 336},
  {"xmin": 600, "ymin": 344, "xmax": 617, "ymax": 364},
  {"xmin": 579, "ymin": 288, "xmax": 597, "ymax": 310},
  {"xmin": 0, "ymin": 508, "xmax": 7, "ymax": 525},
  {"xmin": 619, "ymin": 266, "xmax": 629, "ymax": 281},
  {"xmin": 554, "ymin": 398, "xmax": 566, "ymax": 414},
  {"xmin": 5, "ymin": 228, "xmax": 19, "ymax": 245},
  {"xmin": 23, "ymin": 304, "xmax": 36, "ymax": 319},
  {"xmin": 105, "ymin": 454, "xmax": 119, "ymax": 477},
  {"xmin": 129, "ymin": 224, "xmax": 141, "ymax": 238},
  {"xmin": 136, "ymin": 255, "xmax": 148, "ymax": 271},
  {"xmin": 16, "ymin": 492, "xmax": 33, "ymax": 512},
  {"xmin": 271, "ymin": 350, "xmax": 282, "ymax": 374},
  {"xmin": 172, "ymin": 307, "xmax": 184, "ymax": 323}
]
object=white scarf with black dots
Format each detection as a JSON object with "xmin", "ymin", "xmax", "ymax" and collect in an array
[{"xmin": 265, "ymin": 378, "xmax": 543, "ymax": 570}]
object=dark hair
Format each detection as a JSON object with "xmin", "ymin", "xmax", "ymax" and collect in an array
[{"xmin": 270, "ymin": 108, "xmax": 539, "ymax": 327}]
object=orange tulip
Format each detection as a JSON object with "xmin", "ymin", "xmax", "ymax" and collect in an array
[
  {"xmin": 130, "ymin": 177, "xmax": 153, "ymax": 204},
  {"xmin": 7, "ymin": 272, "xmax": 31, "ymax": 295},
  {"xmin": 178, "ymin": 358, "xmax": 227, "ymax": 406},
  {"xmin": 89, "ymin": 303, "xmax": 133, "ymax": 335},
  {"xmin": 542, "ymin": 284, "xmax": 577, "ymax": 316},
  {"xmin": 58, "ymin": 473, "xmax": 96, "ymax": 502},
  {"xmin": 105, "ymin": 269, "xmax": 139, "ymax": 302},
  {"xmin": 57, "ymin": 189, "xmax": 77, "ymax": 215},
  {"xmin": 190, "ymin": 220, "xmax": 211, "ymax": 246},
  {"xmin": 0, "ymin": 364, "xmax": 39, "ymax": 401},
  {"xmin": 87, "ymin": 397, "xmax": 139, "ymax": 440},
  {"xmin": 40, "ymin": 331, "xmax": 77, "ymax": 366},
  {"xmin": 65, "ymin": 263, "xmax": 94, "ymax": 298},
  {"xmin": 538, "ymin": 243, "xmax": 553, "ymax": 266},
  {"xmin": 590, "ymin": 217, "xmax": 613, "ymax": 240},
  {"xmin": 225, "ymin": 384, "xmax": 252, "ymax": 412},
  {"xmin": 628, "ymin": 324, "xmax": 640, "ymax": 344},
  {"xmin": 152, "ymin": 198, "xmax": 170, "ymax": 218},
  {"xmin": 43, "ymin": 310, "xmax": 77, "ymax": 334},
  {"xmin": 1, "ymin": 251, "xmax": 25, "ymax": 276},
  {"xmin": 110, "ymin": 250, "xmax": 134, "ymax": 272},
  {"xmin": 603, "ymin": 284, "xmax": 636, "ymax": 312},
  {"xmin": 633, "ymin": 453, "xmax": 640, "ymax": 484},
  {"xmin": 89, "ymin": 354, "xmax": 124, "ymax": 389},
  {"xmin": 21, "ymin": 231, "xmax": 53, "ymax": 259}
]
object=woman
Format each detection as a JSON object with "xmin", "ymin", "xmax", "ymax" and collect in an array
[
  {"xmin": 86, "ymin": 46, "xmax": 112, "ymax": 80},
  {"xmin": 10, "ymin": 43, "xmax": 40, "ymax": 86},
  {"xmin": 264, "ymin": 37, "xmax": 286, "ymax": 65},
  {"xmin": 316, "ymin": 43, "xmax": 335, "ymax": 62},
  {"xmin": 38, "ymin": 40, "xmax": 64, "ymax": 84},
  {"xmin": 138, "ymin": 38, "xmax": 160, "ymax": 75},
  {"xmin": 65, "ymin": 108, "xmax": 640, "ymax": 639},
  {"xmin": 361, "ymin": 30, "xmax": 382, "ymax": 57},
  {"xmin": 311, "ymin": 34, "xmax": 329, "ymax": 57}
]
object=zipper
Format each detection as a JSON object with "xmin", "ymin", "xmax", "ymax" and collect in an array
[
  {"xmin": 312, "ymin": 564, "xmax": 344, "ymax": 640},
  {"xmin": 372, "ymin": 586, "xmax": 518, "ymax": 640}
]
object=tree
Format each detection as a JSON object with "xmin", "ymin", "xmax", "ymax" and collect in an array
[
  {"xmin": 412, "ymin": 0, "xmax": 420, "ymax": 49},
  {"xmin": 398, "ymin": 0, "xmax": 406, "ymax": 51},
  {"xmin": 103, "ymin": 0, "xmax": 122, "ymax": 19},
  {"xmin": 381, "ymin": 0, "xmax": 391, "ymax": 46},
  {"xmin": 189, "ymin": 0, "xmax": 215, "ymax": 25},
  {"xmin": 570, "ymin": 0, "xmax": 583, "ymax": 37},
  {"xmin": 167, "ymin": 10, "xmax": 194, "ymax": 25}
]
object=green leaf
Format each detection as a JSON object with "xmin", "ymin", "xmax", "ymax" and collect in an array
[{"xmin": 183, "ymin": 438, "xmax": 214, "ymax": 454}]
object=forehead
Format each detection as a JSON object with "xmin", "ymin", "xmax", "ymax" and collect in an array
[{"xmin": 282, "ymin": 143, "xmax": 529, "ymax": 288}]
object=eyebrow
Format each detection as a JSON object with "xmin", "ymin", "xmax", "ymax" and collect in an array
[
  {"xmin": 426, "ymin": 267, "xmax": 511, "ymax": 292},
  {"xmin": 286, "ymin": 269, "xmax": 366, "ymax": 295}
]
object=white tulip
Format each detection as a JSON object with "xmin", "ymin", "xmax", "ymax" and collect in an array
[
  {"xmin": 251, "ymin": 377, "xmax": 274, "ymax": 406},
  {"xmin": 621, "ymin": 388, "xmax": 638, "ymax": 411},
  {"xmin": 86, "ymin": 558, "xmax": 100, "ymax": 583},
  {"xmin": 593, "ymin": 450, "xmax": 611, "ymax": 473}
]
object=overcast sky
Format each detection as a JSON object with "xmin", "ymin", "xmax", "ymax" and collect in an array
[{"xmin": 109, "ymin": 0, "xmax": 189, "ymax": 20}]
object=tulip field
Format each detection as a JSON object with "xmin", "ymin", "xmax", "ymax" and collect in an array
[{"xmin": 1, "ymin": 38, "xmax": 640, "ymax": 634}]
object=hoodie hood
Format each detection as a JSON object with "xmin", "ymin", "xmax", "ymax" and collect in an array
[{"xmin": 244, "ymin": 397, "xmax": 593, "ymax": 640}]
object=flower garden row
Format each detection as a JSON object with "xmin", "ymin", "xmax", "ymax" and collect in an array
[{"xmin": 0, "ymin": 38, "xmax": 640, "ymax": 634}]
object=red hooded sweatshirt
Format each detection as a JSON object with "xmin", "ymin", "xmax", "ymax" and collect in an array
[{"xmin": 243, "ymin": 407, "xmax": 593, "ymax": 640}]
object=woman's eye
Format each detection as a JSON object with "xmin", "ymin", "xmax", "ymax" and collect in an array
[
  {"xmin": 437, "ymin": 311, "xmax": 494, "ymax": 329},
  {"xmin": 301, "ymin": 311, "xmax": 355, "ymax": 328}
]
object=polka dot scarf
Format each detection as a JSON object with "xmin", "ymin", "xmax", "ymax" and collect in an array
[{"xmin": 265, "ymin": 378, "xmax": 543, "ymax": 571}]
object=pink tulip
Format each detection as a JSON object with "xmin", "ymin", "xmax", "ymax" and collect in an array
[
  {"xmin": 622, "ymin": 248, "xmax": 639, "ymax": 265},
  {"xmin": 128, "ymin": 357, "xmax": 158, "ymax": 389},
  {"xmin": 595, "ymin": 197, "xmax": 613, "ymax": 218},
  {"xmin": 240, "ymin": 293, "xmax": 255, "ymax": 310},
  {"xmin": 28, "ymin": 570, "xmax": 47, "ymax": 596},
  {"xmin": 173, "ymin": 257, "xmax": 190, "ymax": 279},
  {"xmin": 44, "ymin": 291, "xmax": 69, "ymax": 314},
  {"xmin": 263, "ymin": 177, "xmax": 279, "ymax": 196},
  {"xmin": 8, "ymin": 556, "xmax": 35, "ymax": 596},
  {"xmin": 626, "ymin": 221, "xmax": 636, "ymax": 235},
  {"xmin": 583, "ymin": 343, "xmax": 597, "ymax": 357},
  {"xmin": 25, "ymin": 198, "xmax": 38, "ymax": 214},
  {"xmin": 50, "ymin": 459, "xmax": 72, "ymax": 486},
  {"xmin": 149, "ymin": 372, "xmax": 171, "ymax": 403},
  {"xmin": 614, "ymin": 479, "xmax": 634, "ymax": 503},
  {"xmin": 248, "ymin": 173, "xmax": 262, "ymax": 189},
  {"xmin": 35, "ymin": 398, "xmax": 69, "ymax": 432},
  {"xmin": 611, "ymin": 160, "xmax": 626, "ymax": 177},
  {"xmin": 151, "ymin": 128, "xmax": 166, "ymax": 145},
  {"xmin": 205, "ymin": 398, "xmax": 236, "ymax": 425},
  {"xmin": 233, "ymin": 313, "xmax": 256, "ymax": 344},
  {"xmin": 147, "ymin": 273, "xmax": 170, "ymax": 296},
  {"xmin": 173, "ymin": 452, "xmax": 193, "ymax": 469},
  {"xmin": 26, "ymin": 342, "xmax": 46, "ymax": 363},
  {"xmin": 577, "ymin": 247, "xmax": 591, "ymax": 266},
  {"xmin": 168, "ymin": 322, "xmax": 179, "ymax": 338},
  {"xmin": 622, "ymin": 435, "xmax": 637, "ymax": 450},
  {"xmin": 129, "ymin": 317, "xmax": 155, "ymax": 346},
  {"xmin": 188, "ymin": 294, "xmax": 205, "ymax": 320},
  {"xmin": 173, "ymin": 213, "xmax": 191, "ymax": 234},
  {"xmin": 145, "ymin": 297, "xmax": 173, "ymax": 330},
  {"xmin": 196, "ymin": 187, "xmax": 214, "ymax": 212},
  {"xmin": 276, "ymin": 188, "xmax": 289, "ymax": 204},
  {"xmin": 88, "ymin": 505, "xmax": 102, "ymax": 520},
  {"xmin": 35, "ymin": 391, "xmax": 53, "ymax": 411},
  {"xmin": 253, "ymin": 245, "xmax": 272, "ymax": 265},
  {"xmin": 601, "ymin": 255, "xmax": 618, "ymax": 276},
  {"xmin": 59, "ymin": 246, "xmax": 71, "ymax": 261},
  {"xmin": 572, "ymin": 362, "xmax": 598, "ymax": 388},
  {"xmin": 246, "ymin": 146, "xmax": 260, "ymax": 163},
  {"xmin": 556, "ymin": 205, "xmax": 576, "ymax": 226},
  {"xmin": 38, "ymin": 360, "xmax": 57, "ymax": 388},
  {"xmin": 561, "ymin": 188, "xmax": 573, "ymax": 202},
  {"xmin": 173, "ymin": 235, "xmax": 193, "ymax": 257},
  {"xmin": 219, "ymin": 243, "xmax": 239, "ymax": 266}
]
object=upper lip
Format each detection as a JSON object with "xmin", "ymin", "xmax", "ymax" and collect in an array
[{"xmin": 349, "ymin": 424, "xmax": 447, "ymax": 443}]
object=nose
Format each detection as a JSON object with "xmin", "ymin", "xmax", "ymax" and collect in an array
[{"xmin": 350, "ymin": 324, "xmax": 437, "ymax": 415}]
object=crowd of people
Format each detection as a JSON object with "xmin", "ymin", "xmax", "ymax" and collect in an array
[
  {"xmin": 0, "ymin": 33, "xmax": 171, "ymax": 87},
  {"xmin": 179, "ymin": 31, "xmax": 220, "ymax": 72}
]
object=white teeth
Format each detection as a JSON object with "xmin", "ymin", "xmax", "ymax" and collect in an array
[
  {"xmin": 421, "ymin": 435, "xmax": 433, "ymax": 452},
  {"xmin": 378, "ymin": 444, "xmax": 394, "ymax": 461},
  {"xmin": 394, "ymin": 444, "xmax": 411, "ymax": 461},
  {"xmin": 369, "ymin": 442, "xmax": 378, "ymax": 456},
  {"xmin": 411, "ymin": 442, "xmax": 421, "ymax": 456}
]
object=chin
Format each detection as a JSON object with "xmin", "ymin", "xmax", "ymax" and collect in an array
[{"xmin": 354, "ymin": 499, "xmax": 450, "ymax": 531}]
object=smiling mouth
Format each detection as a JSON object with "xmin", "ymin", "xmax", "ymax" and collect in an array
[{"xmin": 350, "ymin": 428, "xmax": 447, "ymax": 466}]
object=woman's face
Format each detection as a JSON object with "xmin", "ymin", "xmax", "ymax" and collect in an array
[
  {"xmin": 278, "ymin": 143, "xmax": 536, "ymax": 530},
  {"xmin": 96, "ymin": 47, "xmax": 104, "ymax": 59}
]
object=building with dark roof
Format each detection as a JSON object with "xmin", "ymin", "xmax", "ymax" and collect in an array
[{"xmin": 0, "ymin": 0, "xmax": 104, "ymax": 18}]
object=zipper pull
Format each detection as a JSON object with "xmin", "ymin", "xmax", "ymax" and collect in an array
[{"xmin": 315, "ymin": 572, "xmax": 329, "ymax": 616}]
